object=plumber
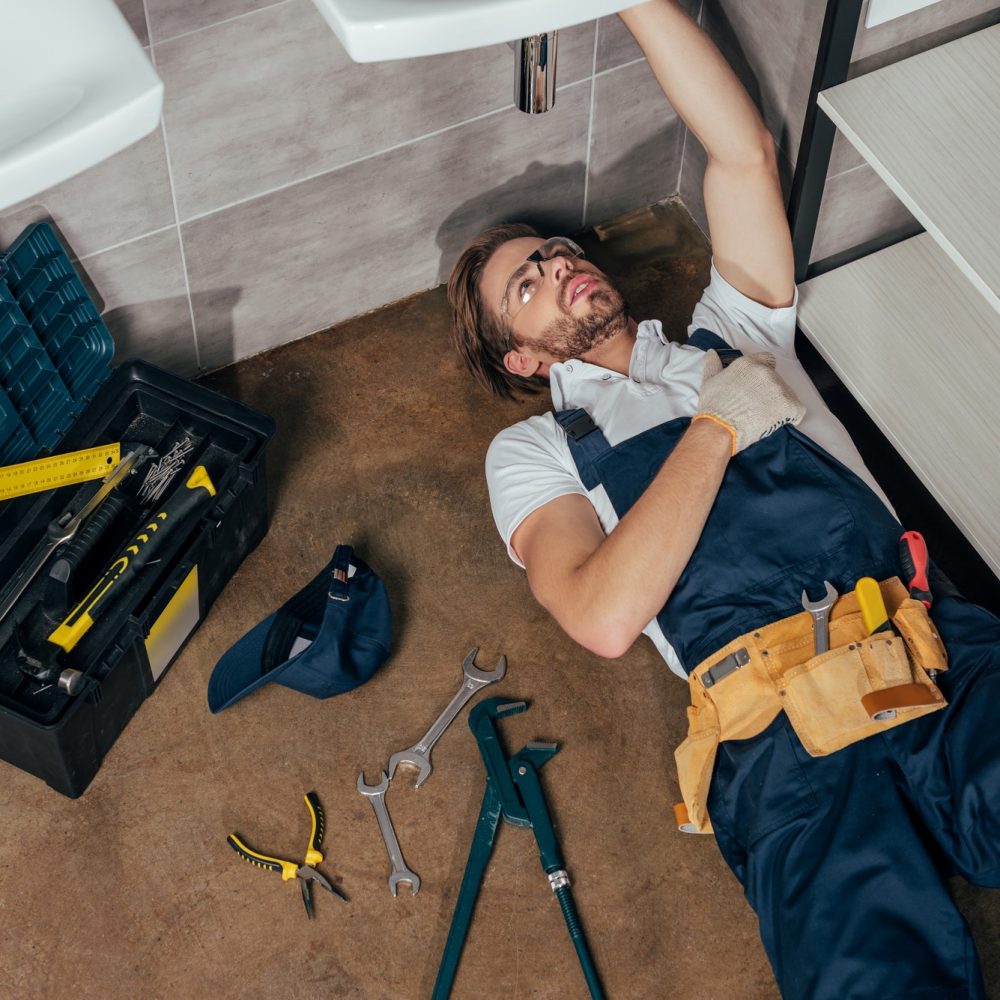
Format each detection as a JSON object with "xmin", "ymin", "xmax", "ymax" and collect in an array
[{"xmin": 447, "ymin": 2, "xmax": 1000, "ymax": 997}]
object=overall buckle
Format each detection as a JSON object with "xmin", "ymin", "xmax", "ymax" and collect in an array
[{"xmin": 700, "ymin": 647, "xmax": 749, "ymax": 688}]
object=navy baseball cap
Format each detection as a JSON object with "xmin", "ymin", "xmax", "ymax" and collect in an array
[{"xmin": 207, "ymin": 544, "xmax": 391, "ymax": 713}]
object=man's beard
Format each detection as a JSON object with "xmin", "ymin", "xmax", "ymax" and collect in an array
[{"xmin": 527, "ymin": 285, "xmax": 629, "ymax": 362}]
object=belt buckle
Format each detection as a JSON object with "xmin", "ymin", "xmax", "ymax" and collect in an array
[{"xmin": 701, "ymin": 647, "xmax": 749, "ymax": 689}]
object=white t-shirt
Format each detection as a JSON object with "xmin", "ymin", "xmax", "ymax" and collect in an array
[{"xmin": 486, "ymin": 259, "xmax": 895, "ymax": 679}]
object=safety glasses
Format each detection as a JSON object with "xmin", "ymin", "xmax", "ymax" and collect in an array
[{"xmin": 499, "ymin": 236, "xmax": 586, "ymax": 325}]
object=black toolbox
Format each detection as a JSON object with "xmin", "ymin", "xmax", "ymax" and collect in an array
[{"xmin": 0, "ymin": 223, "xmax": 275, "ymax": 797}]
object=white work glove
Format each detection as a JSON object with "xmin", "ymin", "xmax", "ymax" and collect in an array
[{"xmin": 692, "ymin": 350, "xmax": 805, "ymax": 454}]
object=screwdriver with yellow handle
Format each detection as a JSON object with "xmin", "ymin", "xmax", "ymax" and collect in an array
[
  {"xmin": 228, "ymin": 792, "xmax": 348, "ymax": 918},
  {"xmin": 47, "ymin": 465, "xmax": 217, "ymax": 655}
]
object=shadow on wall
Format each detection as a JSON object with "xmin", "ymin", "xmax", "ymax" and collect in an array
[
  {"xmin": 434, "ymin": 123, "xmax": 691, "ymax": 287},
  {"xmin": 98, "ymin": 288, "xmax": 239, "ymax": 374},
  {"xmin": 434, "ymin": 158, "xmax": 587, "ymax": 287}
]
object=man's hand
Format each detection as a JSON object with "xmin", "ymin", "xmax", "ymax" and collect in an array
[{"xmin": 693, "ymin": 350, "xmax": 805, "ymax": 454}]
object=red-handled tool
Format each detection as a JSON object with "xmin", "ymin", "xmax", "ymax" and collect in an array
[
  {"xmin": 899, "ymin": 530, "xmax": 938, "ymax": 684},
  {"xmin": 899, "ymin": 531, "xmax": 932, "ymax": 609}
]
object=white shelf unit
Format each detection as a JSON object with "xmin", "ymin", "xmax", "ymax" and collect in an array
[{"xmin": 796, "ymin": 23, "xmax": 1000, "ymax": 578}]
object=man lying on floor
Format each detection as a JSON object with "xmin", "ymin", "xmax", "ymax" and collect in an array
[{"xmin": 446, "ymin": 2, "xmax": 1000, "ymax": 998}]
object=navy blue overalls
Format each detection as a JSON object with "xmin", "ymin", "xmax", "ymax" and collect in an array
[{"xmin": 555, "ymin": 330, "xmax": 1000, "ymax": 999}]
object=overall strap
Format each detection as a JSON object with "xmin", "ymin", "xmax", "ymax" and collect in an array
[
  {"xmin": 553, "ymin": 409, "xmax": 611, "ymax": 490},
  {"xmin": 686, "ymin": 327, "xmax": 743, "ymax": 366},
  {"xmin": 553, "ymin": 328, "xmax": 741, "ymax": 487}
]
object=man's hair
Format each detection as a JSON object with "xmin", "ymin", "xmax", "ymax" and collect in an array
[{"xmin": 447, "ymin": 222, "xmax": 543, "ymax": 400}]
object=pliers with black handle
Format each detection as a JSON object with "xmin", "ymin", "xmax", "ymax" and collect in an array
[{"xmin": 228, "ymin": 792, "xmax": 348, "ymax": 918}]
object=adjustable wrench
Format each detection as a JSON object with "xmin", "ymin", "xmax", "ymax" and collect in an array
[
  {"xmin": 801, "ymin": 580, "xmax": 839, "ymax": 655},
  {"xmin": 387, "ymin": 646, "xmax": 507, "ymax": 788},
  {"xmin": 357, "ymin": 771, "xmax": 420, "ymax": 896}
]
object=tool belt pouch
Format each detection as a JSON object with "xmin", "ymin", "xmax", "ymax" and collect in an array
[
  {"xmin": 781, "ymin": 595, "xmax": 948, "ymax": 756},
  {"xmin": 675, "ymin": 584, "xmax": 948, "ymax": 835},
  {"xmin": 673, "ymin": 696, "xmax": 721, "ymax": 836}
]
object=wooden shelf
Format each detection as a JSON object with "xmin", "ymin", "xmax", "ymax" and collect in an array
[
  {"xmin": 818, "ymin": 23, "xmax": 1000, "ymax": 312},
  {"xmin": 797, "ymin": 232, "xmax": 1000, "ymax": 577}
]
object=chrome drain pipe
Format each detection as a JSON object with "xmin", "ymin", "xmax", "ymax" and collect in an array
[{"xmin": 514, "ymin": 31, "xmax": 558, "ymax": 113}]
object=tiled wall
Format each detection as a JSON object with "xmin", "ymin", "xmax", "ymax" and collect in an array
[
  {"xmin": 0, "ymin": 0, "xmax": 696, "ymax": 377},
  {"xmin": 679, "ymin": 0, "xmax": 1000, "ymax": 266}
]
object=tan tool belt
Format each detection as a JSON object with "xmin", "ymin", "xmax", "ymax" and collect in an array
[{"xmin": 673, "ymin": 578, "xmax": 948, "ymax": 835}]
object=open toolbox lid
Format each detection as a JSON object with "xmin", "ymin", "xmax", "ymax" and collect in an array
[{"xmin": 0, "ymin": 223, "xmax": 115, "ymax": 466}]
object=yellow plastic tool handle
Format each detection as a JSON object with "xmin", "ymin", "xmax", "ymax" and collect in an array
[
  {"xmin": 47, "ymin": 466, "xmax": 217, "ymax": 653},
  {"xmin": 855, "ymin": 576, "xmax": 892, "ymax": 635},
  {"xmin": 303, "ymin": 792, "xmax": 325, "ymax": 867},
  {"xmin": 227, "ymin": 834, "xmax": 299, "ymax": 881}
]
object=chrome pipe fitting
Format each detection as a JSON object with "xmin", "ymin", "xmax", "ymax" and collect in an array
[
  {"xmin": 515, "ymin": 32, "xmax": 558, "ymax": 113},
  {"xmin": 547, "ymin": 869, "xmax": 570, "ymax": 891}
]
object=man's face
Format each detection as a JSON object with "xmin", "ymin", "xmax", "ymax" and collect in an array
[{"xmin": 480, "ymin": 237, "xmax": 629, "ymax": 367}]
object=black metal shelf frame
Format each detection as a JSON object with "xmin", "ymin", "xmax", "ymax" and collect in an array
[{"xmin": 786, "ymin": 0, "xmax": 865, "ymax": 282}]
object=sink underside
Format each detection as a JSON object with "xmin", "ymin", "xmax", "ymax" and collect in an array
[{"xmin": 310, "ymin": 0, "xmax": 637, "ymax": 62}]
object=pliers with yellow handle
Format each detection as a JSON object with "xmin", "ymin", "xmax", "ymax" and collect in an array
[{"xmin": 227, "ymin": 792, "xmax": 348, "ymax": 918}]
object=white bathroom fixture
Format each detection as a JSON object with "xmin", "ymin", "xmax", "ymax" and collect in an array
[
  {"xmin": 309, "ymin": 0, "xmax": 634, "ymax": 62},
  {"xmin": 0, "ymin": 0, "xmax": 163, "ymax": 211}
]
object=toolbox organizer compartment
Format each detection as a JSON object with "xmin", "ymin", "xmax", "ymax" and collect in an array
[
  {"xmin": 0, "ymin": 282, "xmax": 73, "ymax": 461},
  {"xmin": 0, "ymin": 224, "xmax": 274, "ymax": 797}
]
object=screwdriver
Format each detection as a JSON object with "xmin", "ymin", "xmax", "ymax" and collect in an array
[
  {"xmin": 47, "ymin": 466, "xmax": 216, "ymax": 655},
  {"xmin": 898, "ymin": 531, "xmax": 932, "ymax": 610},
  {"xmin": 899, "ymin": 530, "xmax": 936, "ymax": 682}
]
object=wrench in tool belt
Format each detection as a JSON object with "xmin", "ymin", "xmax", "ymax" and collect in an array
[
  {"xmin": 387, "ymin": 647, "xmax": 507, "ymax": 787},
  {"xmin": 801, "ymin": 580, "xmax": 838, "ymax": 655},
  {"xmin": 357, "ymin": 770, "xmax": 420, "ymax": 896}
]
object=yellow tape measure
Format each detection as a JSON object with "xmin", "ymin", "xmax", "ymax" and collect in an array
[{"xmin": 0, "ymin": 443, "xmax": 122, "ymax": 501}]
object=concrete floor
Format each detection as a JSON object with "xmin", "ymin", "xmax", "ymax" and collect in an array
[{"xmin": 1, "ymin": 198, "xmax": 997, "ymax": 999}]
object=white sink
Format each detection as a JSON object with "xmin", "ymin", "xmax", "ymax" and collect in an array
[
  {"xmin": 311, "ymin": 0, "xmax": 635, "ymax": 62},
  {"xmin": 0, "ymin": 0, "xmax": 163, "ymax": 211}
]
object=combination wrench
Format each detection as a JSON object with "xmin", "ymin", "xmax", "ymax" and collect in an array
[
  {"xmin": 801, "ymin": 580, "xmax": 839, "ymax": 655},
  {"xmin": 357, "ymin": 770, "xmax": 421, "ymax": 896},
  {"xmin": 387, "ymin": 646, "xmax": 507, "ymax": 788}
]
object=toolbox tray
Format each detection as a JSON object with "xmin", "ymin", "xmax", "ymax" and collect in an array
[{"xmin": 0, "ymin": 224, "xmax": 275, "ymax": 797}]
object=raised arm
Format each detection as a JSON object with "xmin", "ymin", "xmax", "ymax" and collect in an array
[{"xmin": 618, "ymin": 0, "xmax": 795, "ymax": 309}]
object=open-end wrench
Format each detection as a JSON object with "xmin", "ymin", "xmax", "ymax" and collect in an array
[
  {"xmin": 801, "ymin": 580, "xmax": 839, "ymax": 655},
  {"xmin": 387, "ymin": 646, "xmax": 507, "ymax": 788},
  {"xmin": 357, "ymin": 770, "xmax": 420, "ymax": 896}
]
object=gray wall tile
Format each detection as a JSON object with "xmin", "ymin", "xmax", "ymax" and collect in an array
[
  {"xmin": 596, "ymin": 15, "xmax": 645, "ymax": 73},
  {"xmin": 115, "ymin": 0, "xmax": 149, "ymax": 46},
  {"xmin": 585, "ymin": 60, "xmax": 684, "ymax": 227},
  {"xmin": 145, "ymin": 0, "xmax": 278, "ymax": 44},
  {"xmin": 700, "ymin": 0, "xmax": 827, "ymax": 165},
  {"xmin": 157, "ymin": 1, "xmax": 594, "ymax": 221},
  {"xmin": 678, "ymin": 128, "xmax": 708, "ymax": 239},
  {"xmin": 809, "ymin": 163, "xmax": 920, "ymax": 265},
  {"xmin": 554, "ymin": 23, "xmax": 599, "ymax": 89},
  {"xmin": 0, "ymin": 129, "xmax": 176, "ymax": 260},
  {"xmin": 828, "ymin": 128, "xmax": 867, "ymax": 180},
  {"xmin": 75, "ymin": 230, "xmax": 198, "ymax": 375},
  {"xmin": 183, "ymin": 88, "xmax": 591, "ymax": 370}
]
